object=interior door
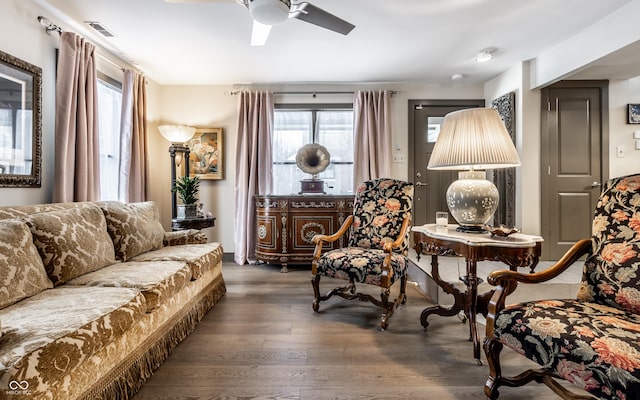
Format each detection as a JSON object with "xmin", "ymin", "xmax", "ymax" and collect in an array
[
  {"xmin": 541, "ymin": 81, "xmax": 608, "ymax": 260},
  {"xmin": 409, "ymin": 100, "xmax": 485, "ymax": 227}
]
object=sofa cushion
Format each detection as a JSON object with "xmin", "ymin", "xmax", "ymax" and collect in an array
[
  {"xmin": 99, "ymin": 201, "xmax": 165, "ymax": 261},
  {"xmin": 0, "ymin": 219, "xmax": 53, "ymax": 309},
  {"xmin": 131, "ymin": 242, "xmax": 223, "ymax": 280},
  {"xmin": 494, "ymin": 299, "xmax": 640, "ymax": 399},
  {"xmin": 0, "ymin": 286, "xmax": 146, "ymax": 390},
  {"xmin": 23, "ymin": 204, "xmax": 115, "ymax": 286},
  {"xmin": 163, "ymin": 229, "xmax": 208, "ymax": 246},
  {"xmin": 66, "ymin": 261, "xmax": 192, "ymax": 311},
  {"xmin": 316, "ymin": 247, "xmax": 408, "ymax": 286}
]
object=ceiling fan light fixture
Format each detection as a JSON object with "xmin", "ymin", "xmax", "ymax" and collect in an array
[{"xmin": 249, "ymin": 0, "xmax": 290, "ymax": 25}]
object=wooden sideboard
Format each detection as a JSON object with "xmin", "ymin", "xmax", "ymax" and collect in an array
[{"xmin": 254, "ymin": 194, "xmax": 354, "ymax": 272}]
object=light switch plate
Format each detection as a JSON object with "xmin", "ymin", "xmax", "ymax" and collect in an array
[
  {"xmin": 636, "ymin": 139, "xmax": 640, "ymax": 150},
  {"xmin": 634, "ymin": 131, "xmax": 640, "ymax": 139}
]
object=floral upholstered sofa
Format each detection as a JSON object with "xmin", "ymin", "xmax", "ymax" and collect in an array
[
  {"xmin": 484, "ymin": 174, "xmax": 640, "ymax": 399},
  {"xmin": 0, "ymin": 201, "xmax": 225, "ymax": 400}
]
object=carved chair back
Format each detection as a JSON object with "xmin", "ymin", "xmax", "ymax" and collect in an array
[
  {"xmin": 578, "ymin": 174, "xmax": 640, "ymax": 313},
  {"xmin": 347, "ymin": 178, "xmax": 414, "ymax": 254}
]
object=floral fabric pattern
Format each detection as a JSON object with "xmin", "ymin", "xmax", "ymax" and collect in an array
[
  {"xmin": 98, "ymin": 201, "xmax": 165, "ymax": 261},
  {"xmin": 163, "ymin": 229, "xmax": 208, "ymax": 246},
  {"xmin": 0, "ymin": 286, "xmax": 146, "ymax": 398},
  {"xmin": 24, "ymin": 204, "xmax": 116, "ymax": 286},
  {"xmin": 67, "ymin": 261, "xmax": 192, "ymax": 311},
  {"xmin": 316, "ymin": 179, "xmax": 414, "ymax": 284},
  {"xmin": 493, "ymin": 174, "xmax": 640, "ymax": 399},
  {"xmin": 131, "ymin": 242, "xmax": 223, "ymax": 280},
  {"xmin": 0, "ymin": 219, "xmax": 52, "ymax": 309},
  {"xmin": 318, "ymin": 247, "xmax": 409, "ymax": 285},
  {"xmin": 578, "ymin": 174, "xmax": 640, "ymax": 313},
  {"xmin": 348, "ymin": 179, "xmax": 414, "ymax": 254},
  {"xmin": 495, "ymin": 299, "xmax": 640, "ymax": 399}
]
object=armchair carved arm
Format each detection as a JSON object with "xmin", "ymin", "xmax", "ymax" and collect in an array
[
  {"xmin": 485, "ymin": 238, "xmax": 591, "ymax": 337},
  {"xmin": 380, "ymin": 217, "xmax": 411, "ymax": 286},
  {"xmin": 311, "ymin": 215, "xmax": 353, "ymax": 274}
]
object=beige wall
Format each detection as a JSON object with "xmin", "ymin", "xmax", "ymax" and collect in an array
[
  {"xmin": 0, "ymin": 0, "xmax": 58, "ymax": 205},
  {"xmin": 609, "ymin": 76, "xmax": 640, "ymax": 178}
]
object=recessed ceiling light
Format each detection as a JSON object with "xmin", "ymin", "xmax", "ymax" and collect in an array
[
  {"xmin": 451, "ymin": 73, "xmax": 464, "ymax": 80},
  {"xmin": 475, "ymin": 48, "xmax": 497, "ymax": 63},
  {"xmin": 475, "ymin": 51, "xmax": 493, "ymax": 63}
]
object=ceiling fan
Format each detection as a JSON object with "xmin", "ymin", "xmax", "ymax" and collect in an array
[{"xmin": 166, "ymin": 0, "xmax": 355, "ymax": 46}]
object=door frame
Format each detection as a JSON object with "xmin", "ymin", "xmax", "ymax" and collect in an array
[
  {"xmin": 408, "ymin": 99, "xmax": 485, "ymax": 226},
  {"xmin": 408, "ymin": 99, "xmax": 486, "ymax": 187},
  {"xmin": 540, "ymin": 80, "xmax": 609, "ymax": 260}
]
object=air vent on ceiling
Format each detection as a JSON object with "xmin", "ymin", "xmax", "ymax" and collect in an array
[{"xmin": 84, "ymin": 21, "xmax": 116, "ymax": 38}]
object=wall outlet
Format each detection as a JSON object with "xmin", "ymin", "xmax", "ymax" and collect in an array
[
  {"xmin": 393, "ymin": 153, "xmax": 405, "ymax": 163},
  {"xmin": 616, "ymin": 145, "xmax": 625, "ymax": 158}
]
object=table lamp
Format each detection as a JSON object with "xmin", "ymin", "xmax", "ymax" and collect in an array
[{"xmin": 427, "ymin": 108, "xmax": 520, "ymax": 233}]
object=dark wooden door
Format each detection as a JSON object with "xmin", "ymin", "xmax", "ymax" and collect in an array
[
  {"xmin": 409, "ymin": 100, "xmax": 485, "ymax": 227},
  {"xmin": 541, "ymin": 81, "xmax": 608, "ymax": 260}
]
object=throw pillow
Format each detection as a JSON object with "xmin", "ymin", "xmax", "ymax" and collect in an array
[
  {"xmin": 99, "ymin": 201, "xmax": 165, "ymax": 261},
  {"xmin": 24, "ymin": 204, "xmax": 116, "ymax": 286},
  {"xmin": 0, "ymin": 218, "xmax": 53, "ymax": 308}
]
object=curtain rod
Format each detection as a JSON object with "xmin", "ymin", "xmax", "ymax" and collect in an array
[
  {"xmin": 228, "ymin": 90, "xmax": 399, "ymax": 97},
  {"xmin": 37, "ymin": 15, "xmax": 127, "ymax": 73}
]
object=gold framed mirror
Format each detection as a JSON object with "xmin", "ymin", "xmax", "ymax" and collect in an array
[{"xmin": 0, "ymin": 50, "xmax": 42, "ymax": 187}]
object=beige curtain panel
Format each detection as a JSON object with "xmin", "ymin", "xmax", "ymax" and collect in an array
[
  {"xmin": 353, "ymin": 90, "xmax": 393, "ymax": 186},
  {"xmin": 234, "ymin": 90, "xmax": 274, "ymax": 265},
  {"xmin": 119, "ymin": 69, "xmax": 149, "ymax": 203},
  {"xmin": 53, "ymin": 31, "xmax": 100, "ymax": 202}
]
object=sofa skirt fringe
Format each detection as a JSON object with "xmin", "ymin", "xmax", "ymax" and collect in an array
[{"xmin": 79, "ymin": 276, "xmax": 227, "ymax": 400}]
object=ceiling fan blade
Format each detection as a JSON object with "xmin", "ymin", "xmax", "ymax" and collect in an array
[
  {"xmin": 290, "ymin": 2, "xmax": 355, "ymax": 35},
  {"xmin": 251, "ymin": 20, "xmax": 272, "ymax": 46}
]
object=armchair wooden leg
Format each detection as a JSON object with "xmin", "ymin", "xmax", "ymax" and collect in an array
[
  {"xmin": 311, "ymin": 274, "xmax": 321, "ymax": 312},
  {"xmin": 399, "ymin": 274, "xmax": 408, "ymax": 305},
  {"xmin": 380, "ymin": 287, "xmax": 391, "ymax": 331},
  {"xmin": 483, "ymin": 336, "xmax": 503, "ymax": 399}
]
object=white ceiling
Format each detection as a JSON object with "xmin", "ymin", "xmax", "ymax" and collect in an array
[{"xmin": 34, "ymin": 0, "xmax": 639, "ymax": 86}]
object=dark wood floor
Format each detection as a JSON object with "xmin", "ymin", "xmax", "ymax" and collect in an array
[{"xmin": 133, "ymin": 262, "xmax": 569, "ymax": 400}]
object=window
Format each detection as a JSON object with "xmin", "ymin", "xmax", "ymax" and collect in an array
[
  {"xmin": 97, "ymin": 73, "xmax": 122, "ymax": 201},
  {"xmin": 272, "ymin": 105, "xmax": 354, "ymax": 195}
]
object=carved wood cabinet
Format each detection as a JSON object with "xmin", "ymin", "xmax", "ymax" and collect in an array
[{"xmin": 254, "ymin": 194, "xmax": 354, "ymax": 272}]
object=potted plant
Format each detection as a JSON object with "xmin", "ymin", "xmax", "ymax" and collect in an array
[{"xmin": 172, "ymin": 175, "xmax": 200, "ymax": 219}]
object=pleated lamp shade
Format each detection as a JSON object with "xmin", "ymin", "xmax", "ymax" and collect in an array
[
  {"xmin": 427, "ymin": 108, "xmax": 520, "ymax": 232},
  {"xmin": 427, "ymin": 108, "xmax": 520, "ymax": 170}
]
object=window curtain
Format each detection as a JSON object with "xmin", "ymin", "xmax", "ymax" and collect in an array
[
  {"xmin": 353, "ymin": 90, "xmax": 392, "ymax": 186},
  {"xmin": 234, "ymin": 91, "xmax": 274, "ymax": 265},
  {"xmin": 53, "ymin": 31, "xmax": 100, "ymax": 202},
  {"xmin": 118, "ymin": 69, "xmax": 149, "ymax": 202}
]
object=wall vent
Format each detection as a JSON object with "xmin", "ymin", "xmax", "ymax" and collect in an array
[{"xmin": 84, "ymin": 21, "xmax": 116, "ymax": 37}]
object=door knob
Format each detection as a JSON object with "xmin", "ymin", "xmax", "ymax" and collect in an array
[
  {"xmin": 591, "ymin": 181, "xmax": 601, "ymax": 188},
  {"xmin": 415, "ymin": 182, "xmax": 428, "ymax": 187}
]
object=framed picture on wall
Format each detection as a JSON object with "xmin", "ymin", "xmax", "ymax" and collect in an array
[
  {"xmin": 628, "ymin": 104, "xmax": 640, "ymax": 124},
  {"xmin": 186, "ymin": 127, "xmax": 224, "ymax": 180}
]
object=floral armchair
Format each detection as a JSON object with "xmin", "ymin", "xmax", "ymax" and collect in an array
[
  {"xmin": 311, "ymin": 178, "xmax": 414, "ymax": 330},
  {"xmin": 484, "ymin": 173, "xmax": 640, "ymax": 400}
]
